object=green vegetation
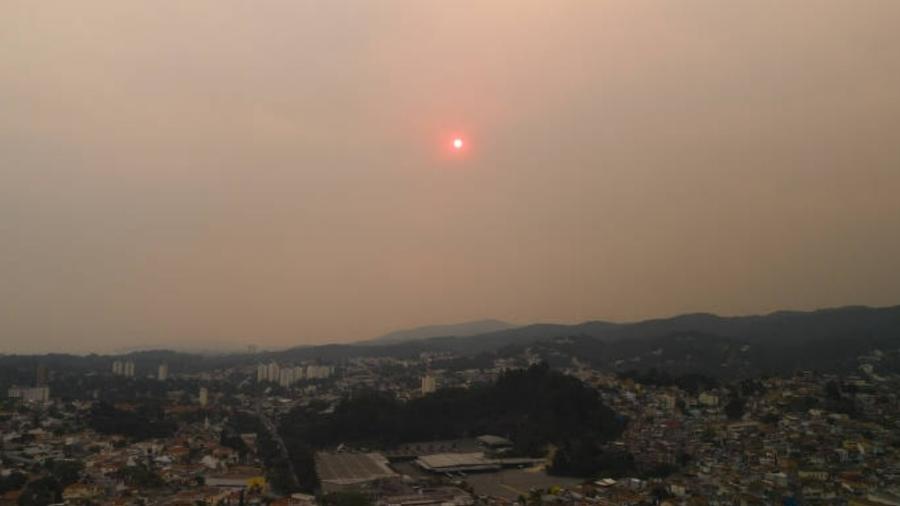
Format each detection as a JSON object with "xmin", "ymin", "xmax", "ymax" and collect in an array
[
  {"xmin": 280, "ymin": 364, "xmax": 625, "ymax": 489},
  {"xmin": 88, "ymin": 401, "xmax": 176, "ymax": 440},
  {"xmin": 550, "ymin": 441, "xmax": 635, "ymax": 478},
  {"xmin": 17, "ymin": 477, "xmax": 62, "ymax": 506},
  {"xmin": 289, "ymin": 363, "xmax": 620, "ymax": 452},
  {"xmin": 619, "ymin": 369, "xmax": 718, "ymax": 396},
  {"xmin": 117, "ymin": 464, "xmax": 165, "ymax": 489},
  {"xmin": 44, "ymin": 459, "xmax": 84, "ymax": 487},
  {"xmin": 257, "ymin": 428, "xmax": 297, "ymax": 495},
  {"xmin": 724, "ymin": 397, "xmax": 747, "ymax": 420},
  {"xmin": 321, "ymin": 491, "xmax": 373, "ymax": 506},
  {"xmin": 0, "ymin": 472, "xmax": 27, "ymax": 494},
  {"xmin": 221, "ymin": 411, "xmax": 298, "ymax": 494}
]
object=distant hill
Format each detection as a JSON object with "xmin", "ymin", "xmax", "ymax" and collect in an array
[
  {"xmin": 4, "ymin": 305, "xmax": 899, "ymax": 379},
  {"xmin": 409, "ymin": 305, "xmax": 900, "ymax": 352},
  {"xmin": 363, "ymin": 319, "xmax": 517, "ymax": 345},
  {"xmin": 267, "ymin": 304, "xmax": 900, "ymax": 377}
]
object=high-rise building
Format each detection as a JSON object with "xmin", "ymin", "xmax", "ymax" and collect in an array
[
  {"xmin": 267, "ymin": 362, "xmax": 280, "ymax": 383},
  {"xmin": 35, "ymin": 364, "xmax": 48, "ymax": 387},
  {"xmin": 279, "ymin": 368, "xmax": 294, "ymax": 388},
  {"xmin": 306, "ymin": 365, "xmax": 332, "ymax": 380},
  {"xmin": 8, "ymin": 385, "xmax": 50, "ymax": 403},
  {"xmin": 293, "ymin": 366, "xmax": 305, "ymax": 382},
  {"xmin": 257, "ymin": 364, "xmax": 268, "ymax": 382},
  {"xmin": 199, "ymin": 387, "xmax": 209, "ymax": 407},
  {"xmin": 421, "ymin": 374, "xmax": 437, "ymax": 395},
  {"xmin": 112, "ymin": 360, "xmax": 123, "ymax": 375},
  {"xmin": 124, "ymin": 361, "xmax": 135, "ymax": 378},
  {"xmin": 158, "ymin": 363, "xmax": 169, "ymax": 381}
]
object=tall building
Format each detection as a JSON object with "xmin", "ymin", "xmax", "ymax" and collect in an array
[
  {"xmin": 35, "ymin": 364, "xmax": 48, "ymax": 387},
  {"xmin": 279, "ymin": 368, "xmax": 294, "ymax": 388},
  {"xmin": 124, "ymin": 361, "xmax": 135, "ymax": 378},
  {"xmin": 112, "ymin": 360, "xmax": 123, "ymax": 375},
  {"xmin": 421, "ymin": 374, "xmax": 437, "ymax": 395},
  {"xmin": 267, "ymin": 362, "xmax": 280, "ymax": 383},
  {"xmin": 158, "ymin": 363, "xmax": 169, "ymax": 381},
  {"xmin": 257, "ymin": 363, "xmax": 268, "ymax": 382},
  {"xmin": 306, "ymin": 365, "xmax": 332, "ymax": 380},
  {"xmin": 199, "ymin": 387, "xmax": 208, "ymax": 407},
  {"xmin": 8, "ymin": 385, "xmax": 50, "ymax": 403}
]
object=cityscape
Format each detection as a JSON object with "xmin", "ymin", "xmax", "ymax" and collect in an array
[
  {"xmin": 3, "ymin": 306, "xmax": 900, "ymax": 505},
  {"xmin": 3, "ymin": 1, "xmax": 900, "ymax": 505}
]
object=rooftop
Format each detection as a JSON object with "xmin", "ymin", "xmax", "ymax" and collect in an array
[{"xmin": 316, "ymin": 452, "xmax": 397, "ymax": 485}]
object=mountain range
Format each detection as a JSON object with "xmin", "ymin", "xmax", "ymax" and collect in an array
[
  {"xmin": 3, "ymin": 305, "xmax": 899, "ymax": 380},
  {"xmin": 267, "ymin": 305, "xmax": 900, "ymax": 377},
  {"xmin": 362, "ymin": 319, "xmax": 517, "ymax": 345}
]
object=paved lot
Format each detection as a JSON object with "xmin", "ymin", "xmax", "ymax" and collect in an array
[
  {"xmin": 464, "ymin": 468, "xmax": 583, "ymax": 499},
  {"xmin": 316, "ymin": 453, "xmax": 396, "ymax": 483}
]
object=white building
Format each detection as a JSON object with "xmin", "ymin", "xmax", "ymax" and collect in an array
[
  {"xmin": 257, "ymin": 364, "xmax": 268, "ymax": 382},
  {"xmin": 267, "ymin": 362, "xmax": 280, "ymax": 383},
  {"xmin": 158, "ymin": 363, "xmax": 169, "ymax": 381},
  {"xmin": 8, "ymin": 386, "xmax": 50, "ymax": 403},
  {"xmin": 659, "ymin": 393, "xmax": 677, "ymax": 412},
  {"xmin": 421, "ymin": 374, "xmax": 437, "ymax": 395},
  {"xmin": 279, "ymin": 368, "xmax": 295, "ymax": 388},
  {"xmin": 113, "ymin": 360, "xmax": 135, "ymax": 377},
  {"xmin": 306, "ymin": 365, "xmax": 332, "ymax": 380},
  {"xmin": 199, "ymin": 387, "xmax": 209, "ymax": 407},
  {"xmin": 699, "ymin": 392, "xmax": 719, "ymax": 407}
]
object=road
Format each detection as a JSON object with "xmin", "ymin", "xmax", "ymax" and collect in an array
[{"xmin": 254, "ymin": 399, "xmax": 301, "ymax": 491}]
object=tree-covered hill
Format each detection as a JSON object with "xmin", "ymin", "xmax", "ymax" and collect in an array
[
  {"xmin": 278, "ymin": 364, "xmax": 625, "ymax": 490},
  {"xmin": 292, "ymin": 363, "xmax": 621, "ymax": 451}
]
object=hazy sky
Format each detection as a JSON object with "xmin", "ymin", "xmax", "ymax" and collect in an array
[{"xmin": 2, "ymin": 1, "xmax": 900, "ymax": 353}]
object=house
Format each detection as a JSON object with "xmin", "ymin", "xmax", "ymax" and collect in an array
[{"xmin": 63, "ymin": 483, "xmax": 101, "ymax": 502}]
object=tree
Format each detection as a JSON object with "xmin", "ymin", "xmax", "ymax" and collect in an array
[
  {"xmin": 322, "ymin": 492, "xmax": 372, "ymax": 506},
  {"xmin": 88, "ymin": 402, "xmax": 176, "ymax": 440},
  {"xmin": 550, "ymin": 440, "xmax": 635, "ymax": 478},
  {"xmin": 279, "ymin": 364, "xmax": 625, "ymax": 485},
  {"xmin": 725, "ymin": 397, "xmax": 746, "ymax": 420},
  {"xmin": 825, "ymin": 380, "xmax": 842, "ymax": 400},
  {"xmin": 18, "ymin": 477, "xmax": 62, "ymax": 506},
  {"xmin": 46, "ymin": 459, "xmax": 84, "ymax": 487},
  {"xmin": 118, "ymin": 465, "xmax": 165, "ymax": 488},
  {"xmin": 0, "ymin": 472, "xmax": 27, "ymax": 493}
]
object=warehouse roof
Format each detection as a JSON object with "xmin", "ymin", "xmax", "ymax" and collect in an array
[
  {"xmin": 416, "ymin": 452, "xmax": 500, "ymax": 473},
  {"xmin": 315, "ymin": 452, "xmax": 397, "ymax": 485}
]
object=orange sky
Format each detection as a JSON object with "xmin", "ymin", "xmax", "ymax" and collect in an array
[{"xmin": 2, "ymin": 1, "xmax": 900, "ymax": 353}]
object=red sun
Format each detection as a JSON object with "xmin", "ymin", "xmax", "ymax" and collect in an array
[{"xmin": 452, "ymin": 138, "xmax": 464, "ymax": 150}]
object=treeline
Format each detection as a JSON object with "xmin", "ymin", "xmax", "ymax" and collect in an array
[
  {"xmin": 550, "ymin": 441, "xmax": 636, "ymax": 478},
  {"xmin": 220, "ymin": 411, "xmax": 297, "ymax": 495},
  {"xmin": 619, "ymin": 369, "xmax": 718, "ymax": 395},
  {"xmin": 88, "ymin": 401, "xmax": 176, "ymax": 440},
  {"xmin": 10, "ymin": 459, "xmax": 85, "ymax": 506},
  {"xmin": 279, "ymin": 364, "xmax": 626, "ymax": 490},
  {"xmin": 220, "ymin": 412, "xmax": 264, "ymax": 458}
]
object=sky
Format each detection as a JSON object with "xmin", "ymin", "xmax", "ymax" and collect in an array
[{"xmin": 2, "ymin": 1, "xmax": 900, "ymax": 353}]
